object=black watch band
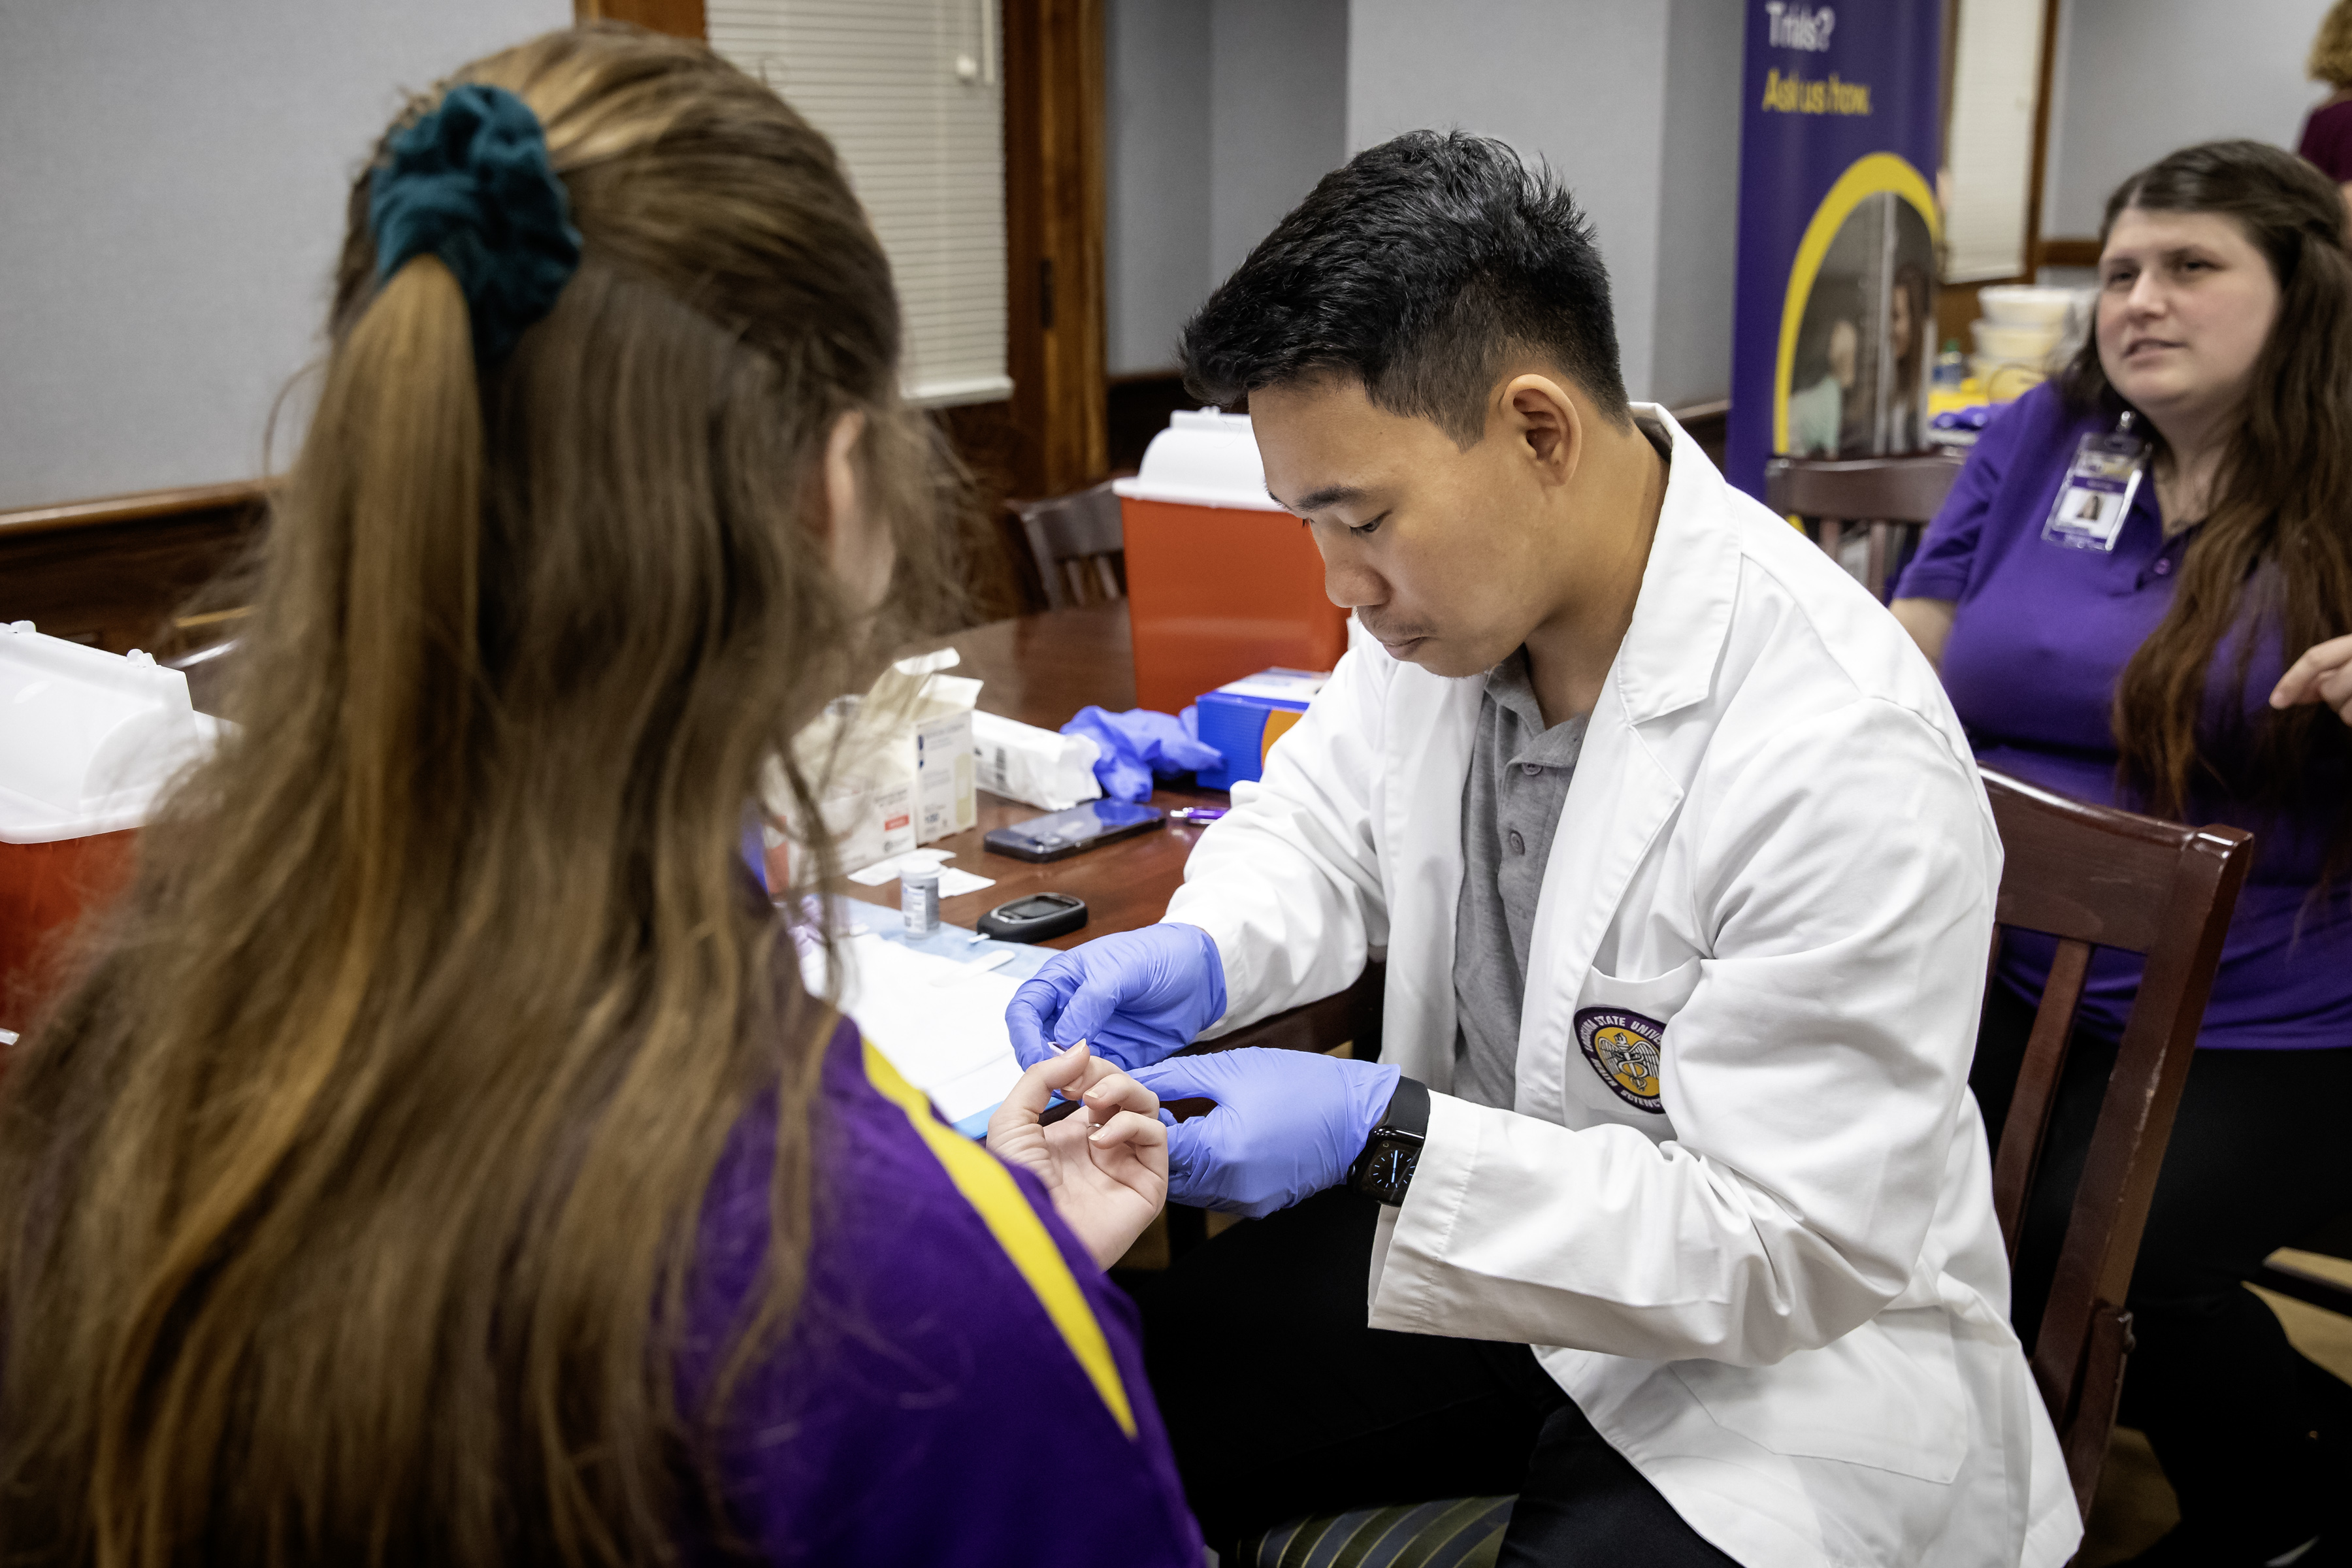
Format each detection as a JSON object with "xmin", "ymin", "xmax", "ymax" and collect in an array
[{"xmin": 1348, "ymin": 1076, "xmax": 1429, "ymax": 1206}]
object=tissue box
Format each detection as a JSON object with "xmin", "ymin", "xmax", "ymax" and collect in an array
[
  {"xmin": 904, "ymin": 677, "xmax": 979, "ymax": 843},
  {"xmin": 1194, "ymin": 668, "xmax": 1328, "ymax": 791}
]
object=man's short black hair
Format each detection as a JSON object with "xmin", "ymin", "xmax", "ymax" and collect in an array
[{"xmin": 1180, "ymin": 131, "xmax": 1631, "ymax": 447}]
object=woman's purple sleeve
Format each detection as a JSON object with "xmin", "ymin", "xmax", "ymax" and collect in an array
[{"xmin": 1893, "ymin": 406, "xmax": 2022, "ymax": 602}]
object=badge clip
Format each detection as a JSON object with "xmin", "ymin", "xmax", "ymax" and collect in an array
[{"xmin": 2041, "ymin": 410, "xmax": 2146, "ymax": 553}]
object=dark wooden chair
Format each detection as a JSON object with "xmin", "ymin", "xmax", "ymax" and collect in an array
[
  {"xmin": 1763, "ymin": 451, "xmax": 1966, "ymax": 602},
  {"xmin": 1238, "ymin": 770, "xmax": 2252, "ymax": 1563},
  {"xmin": 1007, "ymin": 480, "xmax": 1124, "ymax": 611},
  {"xmin": 1978, "ymin": 768, "xmax": 2252, "ymax": 1518}
]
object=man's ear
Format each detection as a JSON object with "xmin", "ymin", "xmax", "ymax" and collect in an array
[{"xmin": 1499, "ymin": 374, "xmax": 1584, "ymax": 485}]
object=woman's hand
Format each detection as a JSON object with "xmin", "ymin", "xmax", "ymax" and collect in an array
[
  {"xmin": 2271, "ymin": 634, "xmax": 2352, "ymax": 727},
  {"xmin": 987, "ymin": 1043, "xmax": 1168, "ymax": 1269}
]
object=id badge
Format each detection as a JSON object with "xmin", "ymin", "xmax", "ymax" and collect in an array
[{"xmin": 2041, "ymin": 420, "xmax": 2146, "ymax": 552}]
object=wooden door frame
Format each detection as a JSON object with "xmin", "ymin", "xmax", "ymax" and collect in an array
[
  {"xmin": 573, "ymin": 0, "xmax": 706, "ymax": 39},
  {"xmin": 1001, "ymin": 0, "xmax": 1108, "ymax": 499}
]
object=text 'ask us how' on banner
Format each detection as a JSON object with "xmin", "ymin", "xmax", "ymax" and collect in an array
[{"xmin": 1727, "ymin": 1, "xmax": 1943, "ymax": 501}]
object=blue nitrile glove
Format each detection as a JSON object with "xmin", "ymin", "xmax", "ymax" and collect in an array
[
  {"xmin": 1004, "ymin": 923, "xmax": 1227, "ymax": 1071},
  {"xmin": 1059, "ymin": 706, "xmax": 1224, "ymax": 804},
  {"xmin": 1130, "ymin": 1048, "xmax": 1402, "ymax": 1218}
]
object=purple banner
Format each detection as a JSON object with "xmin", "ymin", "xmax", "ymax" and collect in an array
[{"xmin": 1727, "ymin": 1, "xmax": 1944, "ymax": 497}]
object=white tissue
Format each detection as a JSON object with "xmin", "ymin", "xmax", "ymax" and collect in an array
[{"xmin": 971, "ymin": 710, "xmax": 1103, "ymax": 811}]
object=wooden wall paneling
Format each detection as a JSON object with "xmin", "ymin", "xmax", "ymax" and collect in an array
[
  {"xmin": 0, "ymin": 483, "xmax": 268, "ymax": 655},
  {"xmin": 2038, "ymin": 237, "xmax": 2102, "ymax": 269},
  {"xmin": 1002, "ymin": 0, "xmax": 1108, "ymax": 500},
  {"xmin": 574, "ymin": 0, "xmax": 706, "ymax": 39},
  {"xmin": 1936, "ymin": 280, "xmax": 1984, "ymax": 361}
]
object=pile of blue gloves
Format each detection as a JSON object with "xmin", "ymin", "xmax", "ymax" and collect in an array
[
  {"xmin": 1005, "ymin": 923, "xmax": 1399, "ymax": 1217},
  {"xmin": 1058, "ymin": 706, "xmax": 1222, "ymax": 804}
]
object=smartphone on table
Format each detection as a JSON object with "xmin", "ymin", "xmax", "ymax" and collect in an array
[{"xmin": 982, "ymin": 802, "xmax": 1166, "ymax": 862}]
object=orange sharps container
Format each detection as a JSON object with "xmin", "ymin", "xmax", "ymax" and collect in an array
[{"xmin": 1112, "ymin": 409, "xmax": 1348, "ymax": 715}]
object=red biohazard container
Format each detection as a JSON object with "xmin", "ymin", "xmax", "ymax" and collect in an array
[
  {"xmin": 1113, "ymin": 410, "xmax": 1348, "ymax": 715},
  {"xmin": 0, "ymin": 623, "xmax": 213, "ymax": 1034}
]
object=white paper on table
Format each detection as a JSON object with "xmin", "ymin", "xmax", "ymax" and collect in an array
[
  {"xmin": 845, "ymin": 849, "xmax": 994, "ymax": 899},
  {"xmin": 800, "ymin": 932, "xmax": 1023, "ymax": 1124},
  {"xmin": 846, "ymin": 848, "xmax": 955, "ymax": 886}
]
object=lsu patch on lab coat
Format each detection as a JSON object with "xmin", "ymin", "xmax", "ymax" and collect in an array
[{"xmin": 1164, "ymin": 406, "xmax": 2079, "ymax": 1568}]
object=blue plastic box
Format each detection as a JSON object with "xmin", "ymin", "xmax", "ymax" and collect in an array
[{"xmin": 1194, "ymin": 668, "xmax": 1329, "ymax": 791}]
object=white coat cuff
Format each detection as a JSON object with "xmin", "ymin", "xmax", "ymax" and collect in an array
[{"xmin": 1366, "ymin": 1090, "xmax": 1482, "ymax": 1333}]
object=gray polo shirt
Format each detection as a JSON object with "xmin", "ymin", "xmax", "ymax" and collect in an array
[{"xmin": 1451, "ymin": 648, "xmax": 1588, "ymax": 1110}]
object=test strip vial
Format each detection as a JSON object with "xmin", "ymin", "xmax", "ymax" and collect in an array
[{"xmin": 901, "ymin": 865, "xmax": 942, "ymax": 938}]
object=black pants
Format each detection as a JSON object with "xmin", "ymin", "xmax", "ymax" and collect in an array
[
  {"xmin": 1972, "ymin": 985, "xmax": 2352, "ymax": 1552},
  {"xmin": 1139, "ymin": 1186, "xmax": 1738, "ymax": 1565}
]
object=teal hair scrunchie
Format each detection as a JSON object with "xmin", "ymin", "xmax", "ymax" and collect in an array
[{"xmin": 368, "ymin": 83, "xmax": 583, "ymax": 363}]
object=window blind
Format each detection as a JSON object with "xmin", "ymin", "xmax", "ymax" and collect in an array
[
  {"xmin": 1942, "ymin": 0, "xmax": 2046, "ymax": 284},
  {"xmin": 708, "ymin": 0, "xmax": 1010, "ymax": 408}
]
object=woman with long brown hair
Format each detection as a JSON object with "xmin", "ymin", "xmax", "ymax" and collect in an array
[
  {"xmin": 0, "ymin": 25, "xmax": 1198, "ymax": 1567},
  {"xmin": 1891, "ymin": 140, "xmax": 2352, "ymax": 1566}
]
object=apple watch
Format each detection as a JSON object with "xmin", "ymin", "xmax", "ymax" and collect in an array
[{"xmin": 1348, "ymin": 1076, "xmax": 1430, "ymax": 1206}]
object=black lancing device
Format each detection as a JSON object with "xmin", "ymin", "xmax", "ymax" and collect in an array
[{"xmin": 977, "ymin": 891, "xmax": 1089, "ymax": 943}]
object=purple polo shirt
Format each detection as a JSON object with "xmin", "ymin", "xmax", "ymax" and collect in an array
[
  {"xmin": 2300, "ymin": 97, "xmax": 2352, "ymax": 183},
  {"xmin": 1897, "ymin": 382, "xmax": 2352, "ymax": 1050},
  {"xmin": 679, "ymin": 1015, "xmax": 1202, "ymax": 1564}
]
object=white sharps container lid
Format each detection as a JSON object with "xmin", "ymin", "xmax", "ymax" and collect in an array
[
  {"xmin": 1110, "ymin": 408, "xmax": 1284, "ymax": 512},
  {"xmin": 0, "ymin": 622, "xmax": 215, "ymax": 845}
]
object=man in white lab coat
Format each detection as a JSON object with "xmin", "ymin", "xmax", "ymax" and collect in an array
[{"xmin": 1005, "ymin": 131, "xmax": 2078, "ymax": 1568}]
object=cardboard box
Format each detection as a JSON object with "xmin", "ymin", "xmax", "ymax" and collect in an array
[{"xmin": 1194, "ymin": 667, "xmax": 1328, "ymax": 790}]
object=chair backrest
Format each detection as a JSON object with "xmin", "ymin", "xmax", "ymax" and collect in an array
[
  {"xmin": 1763, "ymin": 452, "xmax": 1965, "ymax": 602},
  {"xmin": 1010, "ymin": 481, "xmax": 1124, "ymax": 610},
  {"xmin": 1978, "ymin": 768, "xmax": 2252, "ymax": 1517}
]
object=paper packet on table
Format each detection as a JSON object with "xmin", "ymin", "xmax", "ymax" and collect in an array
[
  {"xmin": 970, "ymin": 710, "xmax": 1102, "ymax": 811},
  {"xmin": 764, "ymin": 651, "xmax": 981, "ymax": 883}
]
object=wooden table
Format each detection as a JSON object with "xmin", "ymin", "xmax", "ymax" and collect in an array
[{"xmin": 839, "ymin": 603, "xmax": 1381, "ymax": 1058}]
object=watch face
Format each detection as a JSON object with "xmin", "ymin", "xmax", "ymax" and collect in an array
[{"xmin": 1371, "ymin": 1145, "xmax": 1414, "ymax": 1196}]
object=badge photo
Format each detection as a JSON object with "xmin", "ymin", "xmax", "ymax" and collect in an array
[{"xmin": 1574, "ymin": 1007, "xmax": 1667, "ymax": 1113}]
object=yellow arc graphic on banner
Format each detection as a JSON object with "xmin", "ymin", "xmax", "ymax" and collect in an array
[{"xmin": 1771, "ymin": 152, "xmax": 1941, "ymax": 459}]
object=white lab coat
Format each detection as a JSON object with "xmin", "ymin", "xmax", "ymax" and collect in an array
[{"xmin": 1164, "ymin": 406, "xmax": 2079, "ymax": 1568}]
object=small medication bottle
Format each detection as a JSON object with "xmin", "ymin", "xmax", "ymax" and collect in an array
[
  {"xmin": 900, "ymin": 864, "xmax": 942, "ymax": 938},
  {"xmin": 1934, "ymin": 340, "xmax": 1965, "ymax": 392}
]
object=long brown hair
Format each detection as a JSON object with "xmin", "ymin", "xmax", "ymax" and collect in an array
[
  {"xmin": 2061, "ymin": 140, "xmax": 2352, "ymax": 856},
  {"xmin": 0, "ymin": 25, "xmax": 960, "ymax": 1567}
]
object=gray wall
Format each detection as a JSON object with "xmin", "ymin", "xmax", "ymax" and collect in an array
[
  {"xmin": 1345, "ymin": 0, "xmax": 1741, "ymax": 408},
  {"xmin": 1650, "ymin": 0, "xmax": 1744, "ymax": 410},
  {"xmin": 1208, "ymin": 0, "xmax": 1350, "ymax": 288},
  {"xmin": 1105, "ymin": 0, "xmax": 1212, "ymax": 376},
  {"xmin": 2042, "ymin": 0, "xmax": 2336, "ymax": 238},
  {"xmin": 1103, "ymin": 0, "xmax": 1348, "ymax": 378},
  {"xmin": 0, "ymin": 0, "xmax": 569, "ymax": 511}
]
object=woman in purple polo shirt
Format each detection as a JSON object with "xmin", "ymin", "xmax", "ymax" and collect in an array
[
  {"xmin": 0, "ymin": 27, "xmax": 1201, "ymax": 1568},
  {"xmin": 1892, "ymin": 140, "xmax": 2352, "ymax": 1567}
]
